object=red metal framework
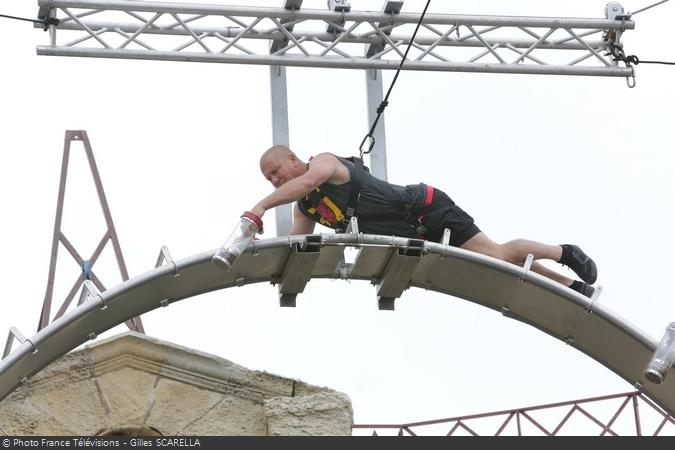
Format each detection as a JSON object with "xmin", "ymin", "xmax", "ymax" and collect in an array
[
  {"xmin": 38, "ymin": 130, "xmax": 144, "ymax": 333},
  {"xmin": 353, "ymin": 391, "xmax": 675, "ymax": 436}
]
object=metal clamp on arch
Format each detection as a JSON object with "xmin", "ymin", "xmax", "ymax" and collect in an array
[
  {"xmin": 345, "ymin": 216, "xmax": 360, "ymax": 236},
  {"xmin": 77, "ymin": 280, "xmax": 107, "ymax": 311},
  {"xmin": 3, "ymin": 327, "xmax": 37, "ymax": 360},
  {"xmin": 77, "ymin": 280, "xmax": 101, "ymax": 307},
  {"xmin": 519, "ymin": 253, "xmax": 534, "ymax": 282},
  {"xmin": 156, "ymin": 245, "xmax": 180, "ymax": 277},
  {"xmin": 584, "ymin": 285, "xmax": 604, "ymax": 314},
  {"xmin": 278, "ymin": 235, "xmax": 323, "ymax": 307}
]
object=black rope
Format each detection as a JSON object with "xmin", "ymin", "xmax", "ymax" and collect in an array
[
  {"xmin": 608, "ymin": 44, "xmax": 675, "ymax": 67},
  {"xmin": 0, "ymin": 13, "xmax": 60, "ymax": 30},
  {"xmin": 632, "ymin": 58, "xmax": 675, "ymax": 66},
  {"xmin": 359, "ymin": 0, "xmax": 432, "ymax": 158}
]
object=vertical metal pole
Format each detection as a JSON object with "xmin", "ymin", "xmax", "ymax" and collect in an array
[
  {"xmin": 365, "ymin": 68, "xmax": 388, "ymax": 181},
  {"xmin": 270, "ymin": 64, "xmax": 293, "ymax": 236}
]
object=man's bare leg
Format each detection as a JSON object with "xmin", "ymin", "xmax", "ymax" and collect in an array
[{"xmin": 459, "ymin": 232, "xmax": 573, "ymax": 286}]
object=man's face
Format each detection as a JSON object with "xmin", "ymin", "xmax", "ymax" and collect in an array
[{"xmin": 261, "ymin": 153, "xmax": 297, "ymax": 188}]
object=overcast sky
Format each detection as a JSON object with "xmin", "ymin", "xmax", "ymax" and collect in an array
[{"xmin": 1, "ymin": 0, "xmax": 673, "ymax": 433}]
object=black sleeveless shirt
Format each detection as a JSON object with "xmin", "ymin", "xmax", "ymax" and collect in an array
[{"xmin": 297, "ymin": 155, "xmax": 426, "ymax": 237}]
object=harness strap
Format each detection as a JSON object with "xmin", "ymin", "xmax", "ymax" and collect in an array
[{"xmin": 344, "ymin": 156, "xmax": 366, "ymax": 222}]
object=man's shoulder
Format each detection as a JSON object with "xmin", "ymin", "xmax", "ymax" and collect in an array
[{"xmin": 309, "ymin": 152, "xmax": 347, "ymax": 168}]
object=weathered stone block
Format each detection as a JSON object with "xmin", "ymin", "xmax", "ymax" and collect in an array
[{"xmin": 264, "ymin": 392, "xmax": 353, "ymax": 436}]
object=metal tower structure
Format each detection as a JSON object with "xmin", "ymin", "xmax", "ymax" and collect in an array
[
  {"xmin": 37, "ymin": 130, "xmax": 144, "ymax": 334},
  {"xmin": 34, "ymin": 0, "xmax": 638, "ymax": 235}
]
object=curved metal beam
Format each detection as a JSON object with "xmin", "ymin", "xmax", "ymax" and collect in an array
[{"xmin": 0, "ymin": 234, "xmax": 672, "ymax": 417}]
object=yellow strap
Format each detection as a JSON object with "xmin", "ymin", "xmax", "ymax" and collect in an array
[{"xmin": 321, "ymin": 196, "xmax": 345, "ymax": 222}]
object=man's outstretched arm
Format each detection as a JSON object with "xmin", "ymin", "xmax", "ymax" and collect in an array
[{"xmin": 251, "ymin": 153, "xmax": 337, "ymax": 219}]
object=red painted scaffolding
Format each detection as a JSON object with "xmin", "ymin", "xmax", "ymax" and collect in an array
[{"xmin": 354, "ymin": 391, "xmax": 675, "ymax": 436}]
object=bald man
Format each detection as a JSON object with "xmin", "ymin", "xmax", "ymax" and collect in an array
[{"xmin": 251, "ymin": 145, "xmax": 598, "ymax": 298}]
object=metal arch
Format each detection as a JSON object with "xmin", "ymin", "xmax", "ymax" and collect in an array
[{"xmin": 0, "ymin": 233, "xmax": 672, "ymax": 416}]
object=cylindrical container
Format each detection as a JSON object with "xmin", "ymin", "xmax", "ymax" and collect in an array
[
  {"xmin": 212, "ymin": 212, "xmax": 263, "ymax": 271},
  {"xmin": 644, "ymin": 322, "xmax": 675, "ymax": 384}
]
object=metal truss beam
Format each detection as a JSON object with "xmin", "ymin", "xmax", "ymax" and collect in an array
[{"xmin": 36, "ymin": 0, "xmax": 635, "ymax": 78}]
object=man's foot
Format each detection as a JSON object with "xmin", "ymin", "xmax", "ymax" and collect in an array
[
  {"xmin": 559, "ymin": 244, "xmax": 597, "ymax": 284},
  {"xmin": 569, "ymin": 280, "xmax": 595, "ymax": 299}
]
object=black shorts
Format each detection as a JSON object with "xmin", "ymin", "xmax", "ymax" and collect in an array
[{"xmin": 412, "ymin": 185, "xmax": 481, "ymax": 247}]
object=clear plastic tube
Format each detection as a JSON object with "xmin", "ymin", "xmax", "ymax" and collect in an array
[
  {"xmin": 212, "ymin": 214, "xmax": 262, "ymax": 271},
  {"xmin": 644, "ymin": 322, "xmax": 675, "ymax": 384}
]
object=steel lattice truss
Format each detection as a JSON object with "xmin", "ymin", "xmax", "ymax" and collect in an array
[
  {"xmin": 354, "ymin": 391, "xmax": 675, "ymax": 436},
  {"xmin": 37, "ymin": 0, "xmax": 635, "ymax": 77}
]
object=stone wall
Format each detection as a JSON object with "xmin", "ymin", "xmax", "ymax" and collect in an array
[{"xmin": 0, "ymin": 332, "xmax": 352, "ymax": 436}]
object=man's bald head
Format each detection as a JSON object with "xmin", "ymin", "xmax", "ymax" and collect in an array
[
  {"xmin": 259, "ymin": 145, "xmax": 306, "ymax": 188},
  {"xmin": 260, "ymin": 145, "xmax": 294, "ymax": 168}
]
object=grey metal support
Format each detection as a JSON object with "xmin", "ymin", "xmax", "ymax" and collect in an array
[
  {"xmin": 278, "ymin": 235, "xmax": 322, "ymax": 307},
  {"xmin": 77, "ymin": 280, "xmax": 101, "ymax": 307},
  {"xmin": 37, "ymin": 130, "xmax": 144, "ymax": 334},
  {"xmin": 156, "ymin": 245, "xmax": 180, "ymax": 277},
  {"xmin": 3, "ymin": 328, "xmax": 35, "ymax": 360},
  {"xmin": 270, "ymin": 66, "xmax": 292, "ymax": 237},
  {"xmin": 375, "ymin": 239, "xmax": 424, "ymax": 310},
  {"xmin": 362, "ymin": 2, "xmax": 404, "ymax": 180},
  {"xmin": 365, "ymin": 69, "xmax": 388, "ymax": 181},
  {"xmin": 327, "ymin": 0, "xmax": 351, "ymax": 33}
]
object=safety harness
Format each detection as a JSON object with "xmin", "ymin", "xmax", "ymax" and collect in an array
[
  {"xmin": 342, "ymin": 156, "xmax": 366, "ymax": 231},
  {"xmin": 339, "ymin": 156, "xmax": 431, "ymax": 237},
  {"xmin": 300, "ymin": 156, "xmax": 433, "ymax": 237}
]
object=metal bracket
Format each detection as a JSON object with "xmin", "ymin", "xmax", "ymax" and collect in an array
[
  {"xmin": 270, "ymin": 0, "xmax": 304, "ymax": 53},
  {"xmin": 376, "ymin": 239, "xmax": 424, "ymax": 310},
  {"xmin": 345, "ymin": 216, "xmax": 359, "ymax": 235},
  {"xmin": 367, "ymin": 1, "xmax": 404, "ymax": 57},
  {"xmin": 82, "ymin": 259, "xmax": 93, "ymax": 280},
  {"xmin": 3, "ymin": 327, "xmax": 37, "ymax": 360},
  {"xmin": 584, "ymin": 285, "xmax": 604, "ymax": 314},
  {"xmin": 518, "ymin": 254, "xmax": 534, "ymax": 282},
  {"xmin": 278, "ymin": 235, "xmax": 322, "ymax": 307},
  {"xmin": 77, "ymin": 279, "xmax": 101, "ymax": 306},
  {"xmin": 441, "ymin": 228, "xmax": 451, "ymax": 246},
  {"xmin": 156, "ymin": 245, "xmax": 180, "ymax": 277},
  {"xmin": 327, "ymin": 0, "xmax": 351, "ymax": 33},
  {"xmin": 605, "ymin": 2, "xmax": 625, "ymax": 20}
]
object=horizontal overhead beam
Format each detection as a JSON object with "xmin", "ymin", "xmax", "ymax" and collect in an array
[
  {"xmin": 52, "ymin": 20, "xmax": 607, "ymax": 51},
  {"xmin": 37, "ymin": 47, "xmax": 635, "ymax": 77},
  {"xmin": 36, "ymin": 0, "xmax": 636, "ymax": 78},
  {"xmin": 39, "ymin": 0, "xmax": 635, "ymax": 30}
]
